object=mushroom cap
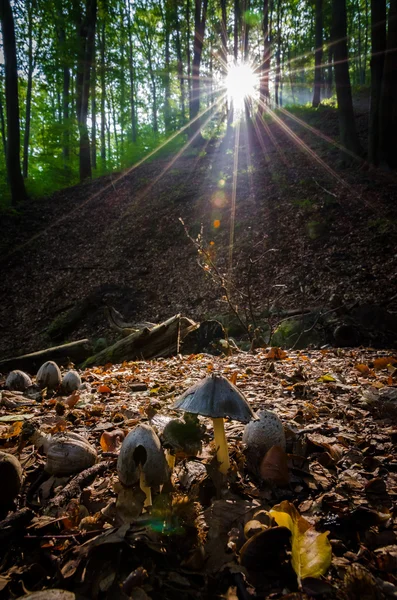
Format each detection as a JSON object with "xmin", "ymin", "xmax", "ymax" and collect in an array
[
  {"xmin": 242, "ymin": 409, "xmax": 286, "ymax": 454},
  {"xmin": 36, "ymin": 361, "xmax": 62, "ymax": 390},
  {"xmin": 5, "ymin": 370, "xmax": 32, "ymax": 392},
  {"xmin": 173, "ymin": 374, "xmax": 255, "ymax": 423},
  {"xmin": 117, "ymin": 423, "xmax": 169, "ymax": 487},
  {"xmin": 61, "ymin": 370, "xmax": 82, "ymax": 394}
]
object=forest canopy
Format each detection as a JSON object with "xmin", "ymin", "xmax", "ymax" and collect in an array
[{"xmin": 0, "ymin": 0, "xmax": 396, "ymax": 205}]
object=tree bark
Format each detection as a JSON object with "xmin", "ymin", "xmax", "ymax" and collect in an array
[
  {"xmin": 312, "ymin": 0, "xmax": 323, "ymax": 107},
  {"xmin": 233, "ymin": 0, "xmax": 239, "ymax": 60},
  {"xmin": 0, "ymin": 79, "xmax": 7, "ymax": 159},
  {"xmin": 0, "ymin": 0, "xmax": 27, "ymax": 203},
  {"xmin": 91, "ymin": 44, "xmax": 97, "ymax": 170},
  {"xmin": 332, "ymin": 0, "xmax": 362, "ymax": 156},
  {"xmin": 126, "ymin": 0, "xmax": 137, "ymax": 142},
  {"xmin": 326, "ymin": 44, "xmax": 333, "ymax": 97},
  {"xmin": 173, "ymin": 2, "xmax": 186, "ymax": 124},
  {"xmin": 368, "ymin": 0, "xmax": 386, "ymax": 165},
  {"xmin": 220, "ymin": 0, "xmax": 228, "ymax": 73},
  {"xmin": 0, "ymin": 339, "xmax": 93, "ymax": 373},
  {"xmin": 99, "ymin": 21, "xmax": 106, "ymax": 166},
  {"xmin": 275, "ymin": 0, "xmax": 282, "ymax": 107},
  {"xmin": 259, "ymin": 0, "xmax": 270, "ymax": 110},
  {"xmin": 164, "ymin": 0, "xmax": 171, "ymax": 132},
  {"xmin": 189, "ymin": 0, "xmax": 208, "ymax": 138},
  {"xmin": 379, "ymin": 0, "xmax": 397, "ymax": 168},
  {"xmin": 75, "ymin": 0, "xmax": 97, "ymax": 181}
]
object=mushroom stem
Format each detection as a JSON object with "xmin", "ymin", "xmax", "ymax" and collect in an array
[
  {"xmin": 139, "ymin": 471, "xmax": 152, "ymax": 507},
  {"xmin": 212, "ymin": 417, "xmax": 230, "ymax": 474},
  {"xmin": 166, "ymin": 450, "xmax": 176, "ymax": 471}
]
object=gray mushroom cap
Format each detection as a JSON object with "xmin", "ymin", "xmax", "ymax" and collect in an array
[
  {"xmin": 173, "ymin": 374, "xmax": 255, "ymax": 423},
  {"xmin": 5, "ymin": 370, "xmax": 32, "ymax": 392},
  {"xmin": 117, "ymin": 423, "xmax": 169, "ymax": 487},
  {"xmin": 242, "ymin": 409, "xmax": 286, "ymax": 454}
]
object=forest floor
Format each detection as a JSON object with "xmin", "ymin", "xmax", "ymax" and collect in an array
[
  {"xmin": 1, "ymin": 99, "xmax": 397, "ymax": 358},
  {"xmin": 0, "ymin": 101, "xmax": 397, "ymax": 600}
]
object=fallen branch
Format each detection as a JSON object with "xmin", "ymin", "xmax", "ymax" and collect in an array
[
  {"xmin": 45, "ymin": 460, "xmax": 114, "ymax": 512},
  {"xmin": 0, "ymin": 507, "xmax": 35, "ymax": 542},
  {"xmin": 0, "ymin": 339, "xmax": 93, "ymax": 374}
]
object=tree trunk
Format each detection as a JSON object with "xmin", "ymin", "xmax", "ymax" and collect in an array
[
  {"xmin": 379, "ymin": 0, "xmax": 397, "ymax": 168},
  {"xmin": 99, "ymin": 22, "xmax": 106, "ymax": 165},
  {"xmin": 243, "ymin": 0, "xmax": 250, "ymax": 61},
  {"xmin": 326, "ymin": 44, "xmax": 333, "ymax": 97},
  {"xmin": 75, "ymin": 0, "xmax": 97, "ymax": 181},
  {"xmin": 22, "ymin": 0, "xmax": 35, "ymax": 179},
  {"xmin": 233, "ymin": 0, "xmax": 239, "ymax": 60},
  {"xmin": 368, "ymin": 0, "xmax": 386, "ymax": 165},
  {"xmin": 91, "ymin": 57, "xmax": 97, "ymax": 170},
  {"xmin": 164, "ymin": 1, "xmax": 171, "ymax": 132},
  {"xmin": 259, "ymin": 0, "xmax": 270, "ymax": 110},
  {"xmin": 189, "ymin": 0, "xmax": 208, "ymax": 138},
  {"xmin": 0, "ymin": 0, "xmax": 27, "ymax": 203},
  {"xmin": 312, "ymin": 0, "xmax": 323, "ymax": 107},
  {"xmin": 220, "ymin": 0, "xmax": 227, "ymax": 72},
  {"xmin": 126, "ymin": 0, "xmax": 137, "ymax": 142},
  {"xmin": 275, "ymin": 0, "xmax": 282, "ymax": 107},
  {"xmin": 332, "ymin": 0, "xmax": 362, "ymax": 156},
  {"xmin": 0, "ymin": 86, "xmax": 6, "ymax": 159},
  {"xmin": 58, "ymin": 9, "xmax": 71, "ymax": 171},
  {"xmin": 174, "ymin": 3, "xmax": 186, "ymax": 124},
  {"xmin": 0, "ymin": 339, "xmax": 93, "ymax": 373}
]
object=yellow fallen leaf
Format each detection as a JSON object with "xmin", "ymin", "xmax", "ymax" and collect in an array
[{"xmin": 269, "ymin": 500, "xmax": 331, "ymax": 586}]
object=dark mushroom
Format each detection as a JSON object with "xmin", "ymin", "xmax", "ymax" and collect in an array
[{"xmin": 173, "ymin": 374, "xmax": 255, "ymax": 474}]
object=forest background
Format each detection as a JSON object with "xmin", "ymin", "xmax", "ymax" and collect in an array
[{"xmin": 1, "ymin": 0, "xmax": 397, "ymax": 207}]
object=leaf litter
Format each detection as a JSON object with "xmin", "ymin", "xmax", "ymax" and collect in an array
[{"xmin": 0, "ymin": 346, "xmax": 396, "ymax": 598}]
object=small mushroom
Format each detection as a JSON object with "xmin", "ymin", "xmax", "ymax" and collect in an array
[
  {"xmin": 173, "ymin": 374, "xmax": 255, "ymax": 474},
  {"xmin": 5, "ymin": 370, "xmax": 32, "ymax": 392},
  {"xmin": 242, "ymin": 409, "xmax": 285, "ymax": 472},
  {"xmin": 61, "ymin": 370, "xmax": 82, "ymax": 394},
  {"xmin": 117, "ymin": 424, "xmax": 169, "ymax": 506},
  {"xmin": 36, "ymin": 361, "xmax": 61, "ymax": 391},
  {"xmin": 0, "ymin": 451, "xmax": 23, "ymax": 514}
]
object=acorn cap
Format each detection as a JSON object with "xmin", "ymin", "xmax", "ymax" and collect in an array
[
  {"xmin": 117, "ymin": 424, "xmax": 169, "ymax": 487},
  {"xmin": 173, "ymin": 374, "xmax": 255, "ymax": 423}
]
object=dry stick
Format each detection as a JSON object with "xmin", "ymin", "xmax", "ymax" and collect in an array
[
  {"xmin": 0, "ymin": 507, "xmax": 35, "ymax": 542},
  {"xmin": 45, "ymin": 460, "xmax": 114, "ymax": 512}
]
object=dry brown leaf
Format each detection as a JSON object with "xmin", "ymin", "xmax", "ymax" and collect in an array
[{"xmin": 259, "ymin": 445, "xmax": 289, "ymax": 486}]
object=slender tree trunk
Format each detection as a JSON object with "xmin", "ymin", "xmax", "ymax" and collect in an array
[
  {"xmin": 99, "ymin": 22, "xmax": 106, "ymax": 165},
  {"xmin": 220, "ymin": 0, "xmax": 227, "ymax": 72},
  {"xmin": 363, "ymin": 0, "xmax": 369, "ymax": 83},
  {"xmin": 22, "ymin": 0, "xmax": 34, "ymax": 179},
  {"xmin": 164, "ymin": 2, "xmax": 171, "ymax": 132},
  {"xmin": 326, "ymin": 44, "xmax": 333, "ymax": 96},
  {"xmin": 126, "ymin": 0, "xmax": 136, "ymax": 142},
  {"xmin": 189, "ymin": 0, "xmax": 208, "ymax": 138},
  {"xmin": 368, "ymin": 0, "xmax": 386, "ymax": 165},
  {"xmin": 332, "ymin": 0, "xmax": 362, "ymax": 156},
  {"xmin": 58, "ymin": 10, "xmax": 70, "ymax": 169},
  {"xmin": 186, "ymin": 0, "xmax": 191, "ymax": 98},
  {"xmin": 0, "ymin": 0, "xmax": 27, "ymax": 202},
  {"xmin": 75, "ymin": 0, "xmax": 97, "ymax": 181},
  {"xmin": 259, "ymin": 0, "xmax": 270, "ymax": 111},
  {"xmin": 243, "ymin": 0, "xmax": 250, "ymax": 61},
  {"xmin": 312, "ymin": 0, "xmax": 323, "ymax": 107},
  {"xmin": 119, "ymin": 5, "xmax": 125, "ymax": 158},
  {"xmin": 91, "ymin": 57, "xmax": 97, "ymax": 170},
  {"xmin": 0, "ymin": 86, "xmax": 6, "ymax": 159},
  {"xmin": 275, "ymin": 0, "xmax": 281, "ymax": 106},
  {"xmin": 233, "ymin": 0, "xmax": 239, "ymax": 60},
  {"xmin": 174, "ymin": 4, "xmax": 186, "ymax": 123},
  {"xmin": 109, "ymin": 86, "xmax": 118, "ymax": 164},
  {"xmin": 379, "ymin": 0, "xmax": 397, "ymax": 168}
]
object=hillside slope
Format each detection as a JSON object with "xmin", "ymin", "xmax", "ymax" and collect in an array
[{"xmin": 1, "ymin": 106, "xmax": 397, "ymax": 359}]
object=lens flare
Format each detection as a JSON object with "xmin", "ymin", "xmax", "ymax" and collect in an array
[{"xmin": 225, "ymin": 62, "xmax": 259, "ymax": 111}]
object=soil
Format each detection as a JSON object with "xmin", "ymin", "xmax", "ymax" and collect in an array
[{"xmin": 1, "ymin": 102, "xmax": 397, "ymax": 359}]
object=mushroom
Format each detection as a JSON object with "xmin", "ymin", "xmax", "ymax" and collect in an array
[
  {"xmin": 0, "ymin": 451, "xmax": 23, "ymax": 514},
  {"xmin": 36, "ymin": 361, "xmax": 61, "ymax": 391},
  {"xmin": 242, "ymin": 409, "xmax": 285, "ymax": 472},
  {"xmin": 61, "ymin": 370, "xmax": 82, "ymax": 394},
  {"xmin": 117, "ymin": 424, "xmax": 169, "ymax": 506},
  {"xmin": 173, "ymin": 374, "xmax": 255, "ymax": 474},
  {"xmin": 5, "ymin": 370, "xmax": 32, "ymax": 392}
]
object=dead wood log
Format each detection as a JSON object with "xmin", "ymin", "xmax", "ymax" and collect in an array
[
  {"xmin": 83, "ymin": 314, "xmax": 197, "ymax": 367},
  {"xmin": 0, "ymin": 339, "xmax": 93, "ymax": 375},
  {"xmin": 105, "ymin": 305, "xmax": 156, "ymax": 337}
]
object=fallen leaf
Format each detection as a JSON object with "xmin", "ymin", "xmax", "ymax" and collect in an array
[
  {"xmin": 64, "ymin": 390, "xmax": 80, "ymax": 408},
  {"xmin": 265, "ymin": 347, "xmax": 288, "ymax": 360},
  {"xmin": 259, "ymin": 445, "xmax": 289, "ymax": 486},
  {"xmin": 270, "ymin": 500, "xmax": 332, "ymax": 586},
  {"xmin": 100, "ymin": 429, "xmax": 125, "ymax": 452},
  {"xmin": 374, "ymin": 357, "xmax": 397, "ymax": 370},
  {"xmin": 355, "ymin": 363, "xmax": 370, "ymax": 376},
  {"xmin": 98, "ymin": 384, "xmax": 112, "ymax": 394}
]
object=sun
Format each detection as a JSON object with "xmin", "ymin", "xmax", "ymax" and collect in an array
[{"xmin": 225, "ymin": 62, "xmax": 259, "ymax": 111}]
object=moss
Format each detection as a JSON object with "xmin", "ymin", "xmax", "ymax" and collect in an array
[{"xmin": 271, "ymin": 315, "xmax": 324, "ymax": 349}]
